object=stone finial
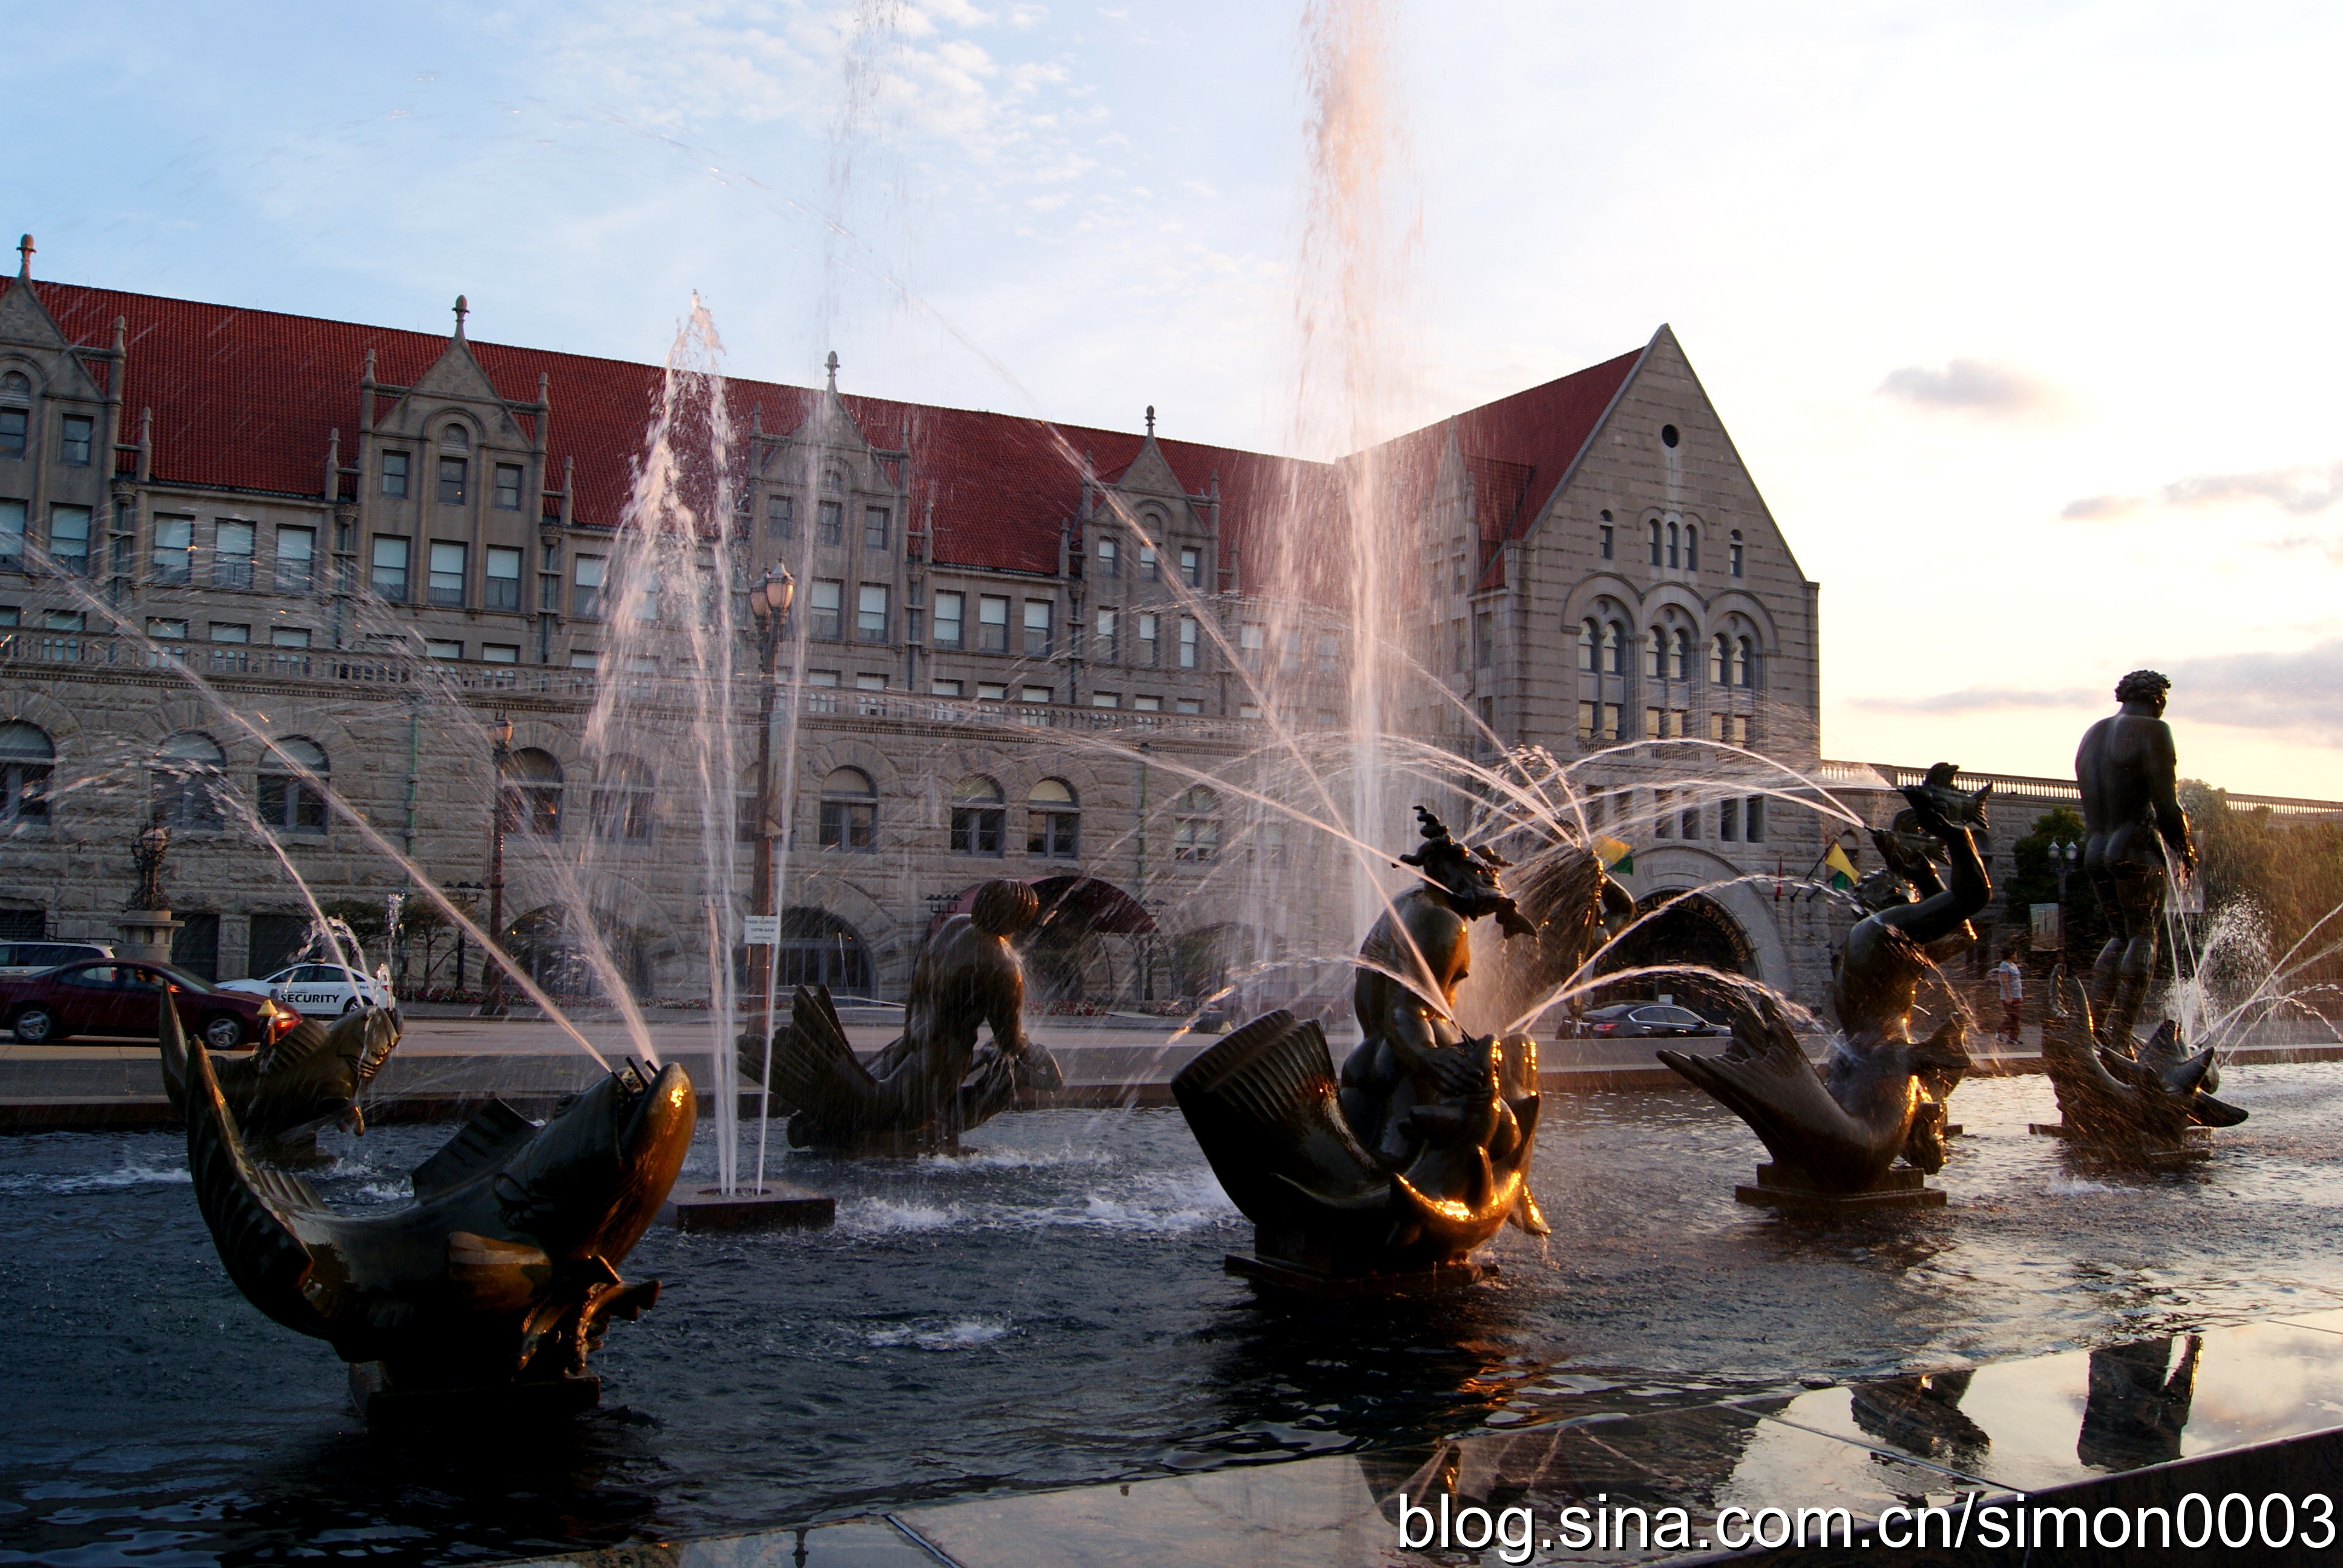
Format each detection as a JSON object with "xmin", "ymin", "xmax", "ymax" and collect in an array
[
  {"xmin": 1145, "ymin": 405, "xmax": 1156, "ymax": 437},
  {"xmin": 825, "ymin": 350, "xmax": 840, "ymax": 392},
  {"xmin": 15, "ymin": 234, "xmax": 31, "ymax": 278},
  {"xmin": 453, "ymin": 294, "xmax": 470, "ymax": 338}
]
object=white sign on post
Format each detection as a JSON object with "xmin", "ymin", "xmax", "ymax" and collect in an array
[{"xmin": 742, "ymin": 915, "xmax": 780, "ymax": 945}]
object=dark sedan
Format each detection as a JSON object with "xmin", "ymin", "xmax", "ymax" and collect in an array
[
  {"xmin": 1557, "ymin": 1002, "xmax": 1731, "ymax": 1040},
  {"xmin": 2, "ymin": 961, "xmax": 297, "ymax": 1051}
]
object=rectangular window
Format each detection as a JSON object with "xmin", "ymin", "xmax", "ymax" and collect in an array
[
  {"xmin": 810, "ymin": 578, "xmax": 843, "ymax": 639},
  {"xmin": 1599, "ymin": 524, "xmax": 1614, "ymax": 560},
  {"xmin": 1645, "ymin": 706, "xmax": 1662, "ymax": 739},
  {"xmin": 1239, "ymin": 703, "xmax": 1260, "ymax": 719},
  {"xmin": 428, "ymin": 541, "xmax": 467, "ymax": 607},
  {"xmin": 1021, "ymin": 685, "xmax": 1051, "ymax": 704},
  {"xmin": 482, "ymin": 642, "xmax": 519, "ymax": 663},
  {"xmin": 494, "ymin": 463, "xmax": 523, "ymax": 510},
  {"xmin": 1138, "ymin": 545, "xmax": 1158, "ymax": 581},
  {"xmin": 1731, "ymin": 541, "xmax": 1745, "ymax": 578},
  {"xmin": 210, "ymin": 518, "xmax": 251, "ymax": 588},
  {"xmin": 1137, "ymin": 612, "xmax": 1158, "ymax": 666},
  {"xmin": 1176, "ymin": 697, "xmax": 1201, "ymax": 714},
  {"xmin": 933, "ymin": 590, "xmax": 965, "ymax": 647},
  {"xmin": 1745, "ymin": 795, "xmax": 1766, "ymax": 841},
  {"xmin": 977, "ymin": 594, "xmax": 1009, "ymax": 653},
  {"xmin": 569, "ymin": 650, "xmax": 600, "ymax": 670},
  {"xmin": 0, "ymin": 500, "xmax": 25, "ymax": 569},
  {"xmin": 767, "ymin": 495, "xmax": 795, "ymax": 538},
  {"xmin": 1732, "ymin": 713, "xmax": 1752, "ymax": 746},
  {"xmin": 1178, "ymin": 615, "xmax": 1198, "ymax": 669},
  {"xmin": 381, "ymin": 451, "xmax": 410, "ymax": 497},
  {"xmin": 863, "ymin": 506, "xmax": 890, "ymax": 551},
  {"xmin": 1240, "ymin": 622, "xmax": 1264, "ymax": 662},
  {"xmin": 1179, "ymin": 544, "xmax": 1202, "ymax": 587},
  {"xmin": 274, "ymin": 526, "xmax": 316, "ymax": 593},
  {"xmin": 1603, "ymin": 703, "xmax": 1623, "ymax": 742},
  {"xmin": 807, "ymin": 669, "xmax": 841, "ymax": 687},
  {"xmin": 856, "ymin": 672, "xmax": 886, "ymax": 690},
  {"xmin": 425, "ymin": 639, "xmax": 462, "ymax": 660},
  {"xmin": 950, "ymin": 802, "xmax": 1005, "ymax": 857},
  {"xmin": 437, "ymin": 456, "xmax": 466, "ymax": 505},
  {"xmin": 1097, "ymin": 536, "xmax": 1119, "ymax": 576},
  {"xmin": 1092, "ymin": 692, "xmax": 1119, "ymax": 708},
  {"xmin": 1096, "ymin": 607, "xmax": 1118, "ymax": 661},
  {"xmin": 1475, "ymin": 611, "xmax": 1492, "ymax": 667},
  {"xmin": 1452, "ymin": 618, "xmax": 1466, "ymax": 672},
  {"xmin": 1578, "ymin": 699, "xmax": 1597, "ymax": 740},
  {"xmin": 60, "ymin": 415, "xmax": 93, "ymax": 467},
  {"xmin": 1133, "ymin": 694, "xmax": 1160, "ymax": 712},
  {"xmin": 1023, "ymin": 598, "xmax": 1052, "ymax": 657},
  {"xmin": 49, "ymin": 505, "xmax": 91, "ymax": 575},
  {"xmin": 817, "ymin": 500, "xmax": 843, "ymax": 545},
  {"xmin": 977, "ymin": 682, "xmax": 1006, "ymax": 701},
  {"xmin": 148, "ymin": 618, "xmax": 187, "ymax": 639},
  {"xmin": 819, "ymin": 797, "xmax": 876, "ymax": 851},
  {"xmin": 266, "ymin": 627, "xmax": 311, "ymax": 651},
  {"xmin": 209, "ymin": 622, "xmax": 249, "ymax": 644},
  {"xmin": 485, "ymin": 546, "xmax": 523, "ymax": 610},
  {"xmin": 857, "ymin": 583, "xmax": 889, "ymax": 642},
  {"xmin": 46, "ymin": 609, "xmax": 85, "ymax": 632},
  {"xmin": 932, "ymin": 679, "xmax": 963, "ymax": 697},
  {"xmin": 0, "ymin": 407, "xmax": 25, "ymax": 457},
  {"xmin": 571, "ymin": 554, "xmax": 605, "ymax": 617},
  {"xmin": 1029, "ymin": 806, "xmax": 1078, "ymax": 859},
  {"xmin": 1720, "ymin": 798, "xmax": 1740, "ymax": 842},
  {"xmin": 1653, "ymin": 789, "xmax": 1673, "ymax": 838}
]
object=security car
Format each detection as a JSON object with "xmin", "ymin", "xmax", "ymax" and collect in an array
[{"xmin": 220, "ymin": 961, "xmax": 398, "ymax": 1019}]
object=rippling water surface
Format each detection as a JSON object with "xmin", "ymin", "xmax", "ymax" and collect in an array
[{"xmin": 5, "ymin": 1064, "xmax": 2342, "ymax": 1564}]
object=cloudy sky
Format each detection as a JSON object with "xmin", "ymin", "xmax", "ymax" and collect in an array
[{"xmin": 10, "ymin": 1, "xmax": 2341, "ymax": 794}]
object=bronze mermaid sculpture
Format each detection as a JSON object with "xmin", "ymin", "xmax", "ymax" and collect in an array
[
  {"xmin": 1176, "ymin": 807, "xmax": 1615, "ymax": 1286},
  {"xmin": 1660, "ymin": 764, "xmax": 1990, "ymax": 1194}
]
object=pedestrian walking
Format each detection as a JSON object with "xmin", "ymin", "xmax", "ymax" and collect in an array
[{"xmin": 1993, "ymin": 949, "xmax": 2025, "ymax": 1046}]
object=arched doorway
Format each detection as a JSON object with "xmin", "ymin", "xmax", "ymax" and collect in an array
[
  {"xmin": 776, "ymin": 907, "xmax": 871, "ymax": 996},
  {"xmin": 1595, "ymin": 890, "xmax": 1756, "ymax": 1018}
]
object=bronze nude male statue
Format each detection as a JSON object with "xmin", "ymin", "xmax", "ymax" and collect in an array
[
  {"xmin": 2077, "ymin": 670, "xmax": 2196, "ymax": 1051},
  {"xmin": 768, "ymin": 878, "xmax": 1064, "ymax": 1152},
  {"xmin": 1661, "ymin": 764, "xmax": 1990, "ymax": 1203},
  {"xmin": 1175, "ymin": 808, "xmax": 1601, "ymax": 1292}
]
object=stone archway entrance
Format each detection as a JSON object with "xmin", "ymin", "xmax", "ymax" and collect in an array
[{"xmin": 1595, "ymin": 890, "xmax": 1757, "ymax": 1018}]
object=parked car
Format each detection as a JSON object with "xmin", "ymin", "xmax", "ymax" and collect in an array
[
  {"xmin": 2, "ymin": 961, "xmax": 297, "ymax": 1051},
  {"xmin": 219, "ymin": 962, "xmax": 397, "ymax": 1019},
  {"xmin": 0, "ymin": 941, "xmax": 114, "ymax": 976},
  {"xmin": 1557, "ymin": 1002, "xmax": 1732, "ymax": 1040}
]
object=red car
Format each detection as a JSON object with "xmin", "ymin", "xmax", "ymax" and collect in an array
[{"xmin": 2, "ymin": 960, "xmax": 297, "ymax": 1051}]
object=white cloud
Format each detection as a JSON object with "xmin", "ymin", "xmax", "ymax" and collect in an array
[{"xmin": 1877, "ymin": 358, "xmax": 2063, "ymax": 417}]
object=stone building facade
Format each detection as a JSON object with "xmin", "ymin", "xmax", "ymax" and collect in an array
[{"xmin": 1, "ymin": 241, "xmax": 1873, "ymax": 1019}]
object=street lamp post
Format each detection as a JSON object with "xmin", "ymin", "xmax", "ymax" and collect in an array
[
  {"xmin": 747, "ymin": 566, "xmax": 796, "ymax": 1045},
  {"xmin": 2050, "ymin": 838, "xmax": 2079, "ymax": 952},
  {"xmin": 479, "ymin": 714, "xmax": 514, "ymax": 1018}
]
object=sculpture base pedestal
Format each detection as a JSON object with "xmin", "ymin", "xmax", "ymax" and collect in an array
[
  {"xmin": 1734, "ymin": 1163, "xmax": 1946, "ymax": 1213},
  {"xmin": 662, "ymin": 1182, "xmax": 837, "ymax": 1233},
  {"xmin": 116, "ymin": 910, "xmax": 182, "ymax": 968},
  {"xmin": 347, "ymin": 1362, "xmax": 600, "ymax": 1428},
  {"xmin": 1224, "ymin": 1252, "xmax": 1498, "ymax": 1299}
]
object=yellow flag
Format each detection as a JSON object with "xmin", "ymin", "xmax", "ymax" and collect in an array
[
  {"xmin": 1823, "ymin": 843, "xmax": 1858, "ymax": 890},
  {"xmin": 1592, "ymin": 835, "xmax": 1633, "ymax": 874}
]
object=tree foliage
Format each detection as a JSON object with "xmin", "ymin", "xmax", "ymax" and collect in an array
[
  {"xmin": 2181, "ymin": 782, "xmax": 2343, "ymax": 1008},
  {"xmin": 2002, "ymin": 805, "xmax": 2103, "ymax": 958}
]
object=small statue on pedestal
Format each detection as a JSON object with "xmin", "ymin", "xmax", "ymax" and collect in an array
[
  {"xmin": 1176, "ymin": 808, "xmax": 1589, "ymax": 1294},
  {"xmin": 131, "ymin": 815, "xmax": 170, "ymax": 910},
  {"xmin": 768, "ymin": 879, "xmax": 1063, "ymax": 1153},
  {"xmin": 1660, "ymin": 763, "xmax": 1991, "ymax": 1209}
]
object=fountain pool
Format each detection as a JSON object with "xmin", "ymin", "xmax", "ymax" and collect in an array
[{"xmin": 6, "ymin": 1064, "xmax": 2343, "ymax": 1564}]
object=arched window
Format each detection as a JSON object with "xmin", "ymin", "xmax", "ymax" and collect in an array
[
  {"xmin": 1173, "ymin": 786, "xmax": 1221, "ymax": 863},
  {"xmin": 950, "ymin": 776, "xmax": 1004, "ymax": 857},
  {"xmin": 258, "ymin": 736, "xmax": 329, "ymax": 835},
  {"xmin": 1645, "ymin": 629, "xmax": 1665, "ymax": 679},
  {"xmin": 1666, "ymin": 521, "xmax": 1680, "ymax": 569},
  {"xmin": 821, "ymin": 466, "xmax": 845, "ymax": 496},
  {"xmin": 1028, "ymin": 777, "xmax": 1078, "ymax": 859},
  {"xmin": 775, "ymin": 907, "xmax": 870, "ymax": 993},
  {"xmin": 821, "ymin": 766, "xmax": 876, "ymax": 851},
  {"xmin": 1578, "ymin": 618, "xmax": 1598, "ymax": 672},
  {"xmin": 1737, "ymin": 636, "xmax": 1758, "ymax": 689},
  {"xmin": 1684, "ymin": 525, "xmax": 1699, "ymax": 572},
  {"xmin": 0, "ymin": 720, "xmax": 53, "ymax": 824},
  {"xmin": 591, "ymin": 755, "xmax": 655, "ymax": 841},
  {"xmin": 1605, "ymin": 621, "xmax": 1627, "ymax": 676},
  {"xmin": 1711, "ymin": 633, "xmax": 1731, "ymax": 684},
  {"xmin": 1647, "ymin": 520, "xmax": 1662, "ymax": 567},
  {"xmin": 509, "ymin": 748, "xmax": 563, "ymax": 837},
  {"xmin": 153, "ymin": 731, "xmax": 226, "ymax": 829},
  {"xmin": 1673, "ymin": 628, "xmax": 1693, "ymax": 681},
  {"xmin": 1729, "ymin": 529, "xmax": 1745, "ymax": 579}
]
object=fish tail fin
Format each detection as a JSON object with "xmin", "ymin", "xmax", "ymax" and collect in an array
[{"xmin": 183, "ymin": 1037, "xmax": 317, "ymax": 1313}]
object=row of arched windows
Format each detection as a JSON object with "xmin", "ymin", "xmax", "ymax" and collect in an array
[
  {"xmin": 1578, "ymin": 618, "xmax": 1761, "ymax": 688},
  {"xmin": 148, "ymin": 731, "xmax": 332, "ymax": 833}
]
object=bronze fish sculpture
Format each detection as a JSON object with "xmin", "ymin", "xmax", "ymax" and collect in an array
[
  {"xmin": 163, "ymin": 1001, "xmax": 693, "ymax": 1403},
  {"xmin": 2045, "ymin": 972, "xmax": 2224, "ymax": 1146},
  {"xmin": 160, "ymin": 1003, "xmax": 399, "ymax": 1154}
]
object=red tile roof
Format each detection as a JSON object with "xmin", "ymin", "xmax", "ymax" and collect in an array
[{"xmin": 4, "ymin": 276, "xmax": 1643, "ymax": 587}]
